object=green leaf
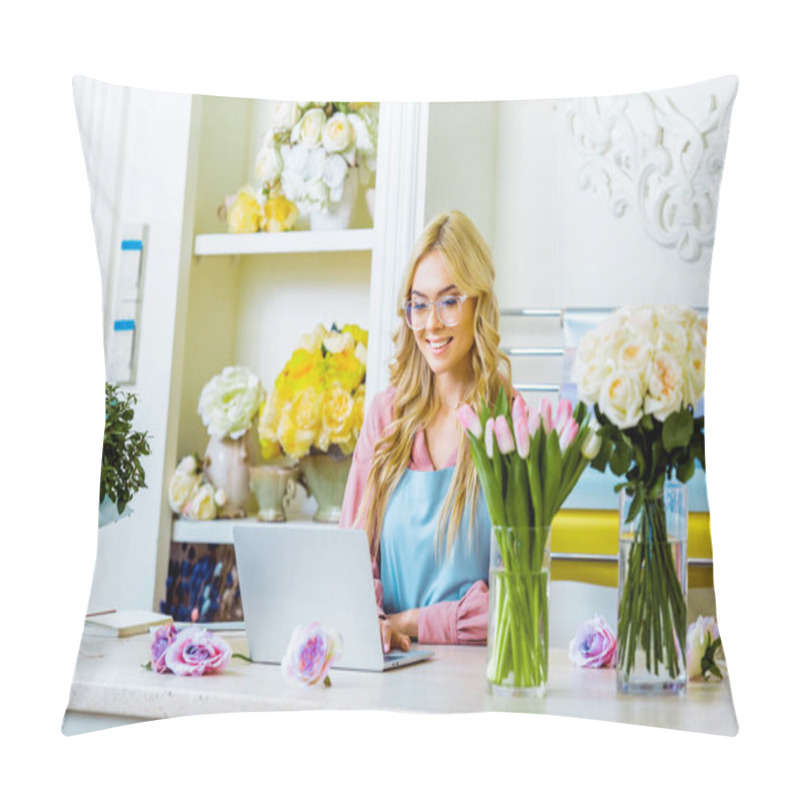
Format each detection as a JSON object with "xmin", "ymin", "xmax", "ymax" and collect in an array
[
  {"xmin": 609, "ymin": 439, "xmax": 632, "ymax": 477},
  {"xmin": 676, "ymin": 457, "xmax": 696, "ymax": 483},
  {"xmin": 662, "ymin": 408, "xmax": 693, "ymax": 452}
]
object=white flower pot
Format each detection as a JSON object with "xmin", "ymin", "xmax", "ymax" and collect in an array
[{"xmin": 309, "ymin": 169, "xmax": 358, "ymax": 231}]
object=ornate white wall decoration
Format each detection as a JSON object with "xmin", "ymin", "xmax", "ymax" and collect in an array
[{"xmin": 564, "ymin": 83, "xmax": 735, "ymax": 263}]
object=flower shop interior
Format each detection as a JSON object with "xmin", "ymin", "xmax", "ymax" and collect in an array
[{"xmin": 68, "ymin": 77, "xmax": 735, "ymax": 731}]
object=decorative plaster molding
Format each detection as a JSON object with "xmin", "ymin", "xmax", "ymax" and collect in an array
[{"xmin": 564, "ymin": 85, "xmax": 735, "ymax": 263}]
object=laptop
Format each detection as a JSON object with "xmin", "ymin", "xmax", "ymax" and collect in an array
[{"xmin": 233, "ymin": 524, "xmax": 434, "ymax": 672}]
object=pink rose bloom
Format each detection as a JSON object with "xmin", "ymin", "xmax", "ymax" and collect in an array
[
  {"xmin": 164, "ymin": 627, "xmax": 232, "ymax": 677},
  {"xmin": 151, "ymin": 623, "xmax": 178, "ymax": 674},
  {"xmin": 282, "ymin": 622, "xmax": 342, "ymax": 687},
  {"xmin": 569, "ymin": 614, "xmax": 617, "ymax": 668}
]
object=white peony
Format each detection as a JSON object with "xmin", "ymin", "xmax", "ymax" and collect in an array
[
  {"xmin": 169, "ymin": 470, "xmax": 201, "ymax": 513},
  {"xmin": 298, "ymin": 108, "xmax": 326, "ymax": 146},
  {"xmin": 598, "ymin": 370, "xmax": 644, "ymax": 429},
  {"xmin": 255, "ymin": 138, "xmax": 283, "ymax": 185},
  {"xmin": 572, "ymin": 329, "xmax": 611, "ymax": 405},
  {"xmin": 321, "ymin": 112, "xmax": 354, "ymax": 153},
  {"xmin": 643, "ymin": 352, "xmax": 684, "ymax": 421},
  {"xmin": 302, "ymin": 179, "xmax": 329, "ymax": 211},
  {"xmin": 186, "ymin": 482, "xmax": 218, "ymax": 521},
  {"xmin": 684, "ymin": 343, "xmax": 706, "ymax": 407},
  {"xmin": 198, "ymin": 366, "xmax": 264, "ymax": 440}
]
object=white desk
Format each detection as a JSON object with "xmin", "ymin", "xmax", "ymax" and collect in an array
[{"xmin": 64, "ymin": 632, "xmax": 737, "ymax": 736}]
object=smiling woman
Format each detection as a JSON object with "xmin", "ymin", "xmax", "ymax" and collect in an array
[{"xmin": 339, "ymin": 210, "xmax": 512, "ymax": 651}]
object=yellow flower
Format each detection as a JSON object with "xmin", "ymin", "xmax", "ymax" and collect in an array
[
  {"xmin": 263, "ymin": 193, "xmax": 299, "ymax": 233},
  {"xmin": 341, "ymin": 324, "xmax": 369, "ymax": 349},
  {"xmin": 324, "ymin": 349, "xmax": 365, "ymax": 393},
  {"xmin": 352, "ymin": 384, "xmax": 365, "ymax": 436},
  {"xmin": 278, "ymin": 386, "xmax": 321, "ymax": 459},
  {"xmin": 278, "ymin": 348, "xmax": 325, "ymax": 394},
  {"xmin": 316, "ymin": 384, "xmax": 356, "ymax": 452},
  {"xmin": 227, "ymin": 187, "xmax": 264, "ymax": 233}
]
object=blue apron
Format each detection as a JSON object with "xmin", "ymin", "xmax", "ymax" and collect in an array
[{"xmin": 380, "ymin": 466, "xmax": 491, "ymax": 615}]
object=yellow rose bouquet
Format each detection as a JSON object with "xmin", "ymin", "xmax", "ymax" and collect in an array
[{"xmin": 258, "ymin": 323, "xmax": 368, "ymax": 461}]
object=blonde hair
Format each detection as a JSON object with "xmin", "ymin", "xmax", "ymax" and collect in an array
[{"xmin": 357, "ymin": 210, "xmax": 511, "ymax": 557}]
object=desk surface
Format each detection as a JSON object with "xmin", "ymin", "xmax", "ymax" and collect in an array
[{"xmin": 67, "ymin": 632, "xmax": 737, "ymax": 736}]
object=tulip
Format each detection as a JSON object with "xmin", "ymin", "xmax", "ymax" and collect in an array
[
  {"xmin": 494, "ymin": 415, "xmax": 515, "ymax": 455},
  {"xmin": 554, "ymin": 398, "xmax": 573, "ymax": 435},
  {"xmin": 581, "ymin": 429, "xmax": 602, "ymax": 460},
  {"xmin": 511, "ymin": 395, "xmax": 530, "ymax": 459},
  {"xmin": 558, "ymin": 418, "xmax": 579, "ymax": 452},
  {"xmin": 456, "ymin": 403, "xmax": 482, "ymax": 438},
  {"xmin": 484, "ymin": 418, "xmax": 496, "ymax": 459},
  {"xmin": 528, "ymin": 409, "xmax": 541, "ymax": 436},
  {"xmin": 539, "ymin": 397, "xmax": 553, "ymax": 433}
]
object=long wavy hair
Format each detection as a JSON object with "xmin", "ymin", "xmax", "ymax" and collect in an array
[{"xmin": 356, "ymin": 210, "xmax": 511, "ymax": 557}]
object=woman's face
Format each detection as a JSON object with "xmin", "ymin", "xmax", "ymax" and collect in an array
[{"xmin": 410, "ymin": 250, "xmax": 476, "ymax": 382}]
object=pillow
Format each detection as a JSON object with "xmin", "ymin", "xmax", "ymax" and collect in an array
[{"xmin": 67, "ymin": 75, "xmax": 738, "ymax": 737}]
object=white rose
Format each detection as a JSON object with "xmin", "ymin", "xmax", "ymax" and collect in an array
[
  {"xmin": 598, "ymin": 370, "xmax": 644, "ymax": 429},
  {"xmin": 255, "ymin": 139, "xmax": 283, "ymax": 185},
  {"xmin": 573, "ymin": 329, "xmax": 611, "ymax": 405},
  {"xmin": 686, "ymin": 616, "xmax": 720, "ymax": 680},
  {"xmin": 298, "ymin": 108, "xmax": 326, "ymax": 146},
  {"xmin": 348, "ymin": 112, "xmax": 375, "ymax": 157},
  {"xmin": 643, "ymin": 352, "xmax": 684, "ymax": 421},
  {"xmin": 299, "ymin": 323, "xmax": 327, "ymax": 353},
  {"xmin": 323, "ymin": 330, "xmax": 354, "ymax": 354},
  {"xmin": 177, "ymin": 455, "xmax": 197, "ymax": 474},
  {"xmin": 354, "ymin": 342, "xmax": 367, "ymax": 365},
  {"xmin": 684, "ymin": 343, "xmax": 706, "ymax": 407},
  {"xmin": 616, "ymin": 335, "xmax": 652, "ymax": 388},
  {"xmin": 273, "ymin": 101, "xmax": 299, "ymax": 129},
  {"xmin": 625, "ymin": 306, "xmax": 658, "ymax": 344},
  {"xmin": 186, "ymin": 482, "xmax": 218, "ymax": 521},
  {"xmin": 169, "ymin": 470, "xmax": 201, "ymax": 513},
  {"xmin": 321, "ymin": 112, "xmax": 354, "ymax": 153},
  {"xmin": 655, "ymin": 316, "xmax": 689, "ymax": 361}
]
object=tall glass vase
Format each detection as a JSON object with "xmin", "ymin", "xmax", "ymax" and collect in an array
[
  {"xmin": 617, "ymin": 481, "xmax": 689, "ymax": 694},
  {"xmin": 486, "ymin": 525, "xmax": 551, "ymax": 698}
]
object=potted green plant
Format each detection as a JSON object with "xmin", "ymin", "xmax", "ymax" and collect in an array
[{"xmin": 99, "ymin": 383, "xmax": 151, "ymax": 527}]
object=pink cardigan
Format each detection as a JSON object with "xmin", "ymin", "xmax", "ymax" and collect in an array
[{"xmin": 339, "ymin": 387, "xmax": 489, "ymax": 645}]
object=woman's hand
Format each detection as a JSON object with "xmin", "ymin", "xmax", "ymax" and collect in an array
[{"xmin": 379, "ymin": 617, "xmax": 411, "ymax": 654}]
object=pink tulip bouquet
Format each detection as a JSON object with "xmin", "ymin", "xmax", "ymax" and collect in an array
[{"xmin": 457, "ymin": 387, "xmax": 598, "ymax": 693}]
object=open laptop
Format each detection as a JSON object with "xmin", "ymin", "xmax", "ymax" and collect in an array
[{"xmin": 233, "ymin": 524, "xmax": 434, "ymax": 672}]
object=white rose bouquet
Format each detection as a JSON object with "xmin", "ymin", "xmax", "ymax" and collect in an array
[
  {"xmin": 572, "ymin": 305, "xmax": 706, "ymax": 686},
  {"xmin": 256, "ymin": 102, "xmax": 378, "ymax": 215}
]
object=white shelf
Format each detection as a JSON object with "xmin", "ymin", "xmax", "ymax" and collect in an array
[
  {"xmin": 194, "ymin": 229, "xmax": 375, "ymax": 256},
  {"xmin": 172, "ymin": 516, "xmax": 338, "ymax": 544}
]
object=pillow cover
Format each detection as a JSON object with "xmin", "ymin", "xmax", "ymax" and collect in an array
[{"xmin": 66, "ymin": 75, "xmax": 738, "ymax": 737}]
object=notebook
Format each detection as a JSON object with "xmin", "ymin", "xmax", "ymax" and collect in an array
[{"xmin": 232, "ymin": 525, "xmax": 434, "ymax": 672}]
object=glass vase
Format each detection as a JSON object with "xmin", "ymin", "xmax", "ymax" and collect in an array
[
  {"xmin": 486, "ymin": 525, "xmax": 551, "ymax": 698},
  {"xmin": 617, "ymin": 481, "xmax": 688, "ymax": 694}
]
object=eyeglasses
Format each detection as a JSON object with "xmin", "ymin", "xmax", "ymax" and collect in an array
[{"xmin": 403, "ymin": 294, "xmax": 469, "ymax": 331}]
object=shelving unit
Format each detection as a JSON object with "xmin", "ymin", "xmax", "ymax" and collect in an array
[
  {"xmin": 173, "ymin": 517, "xmax": 336, "ymax": 545},
  {"xmin": 194, "ymin": 229, "xmax": 375, "ymax": 256}
]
